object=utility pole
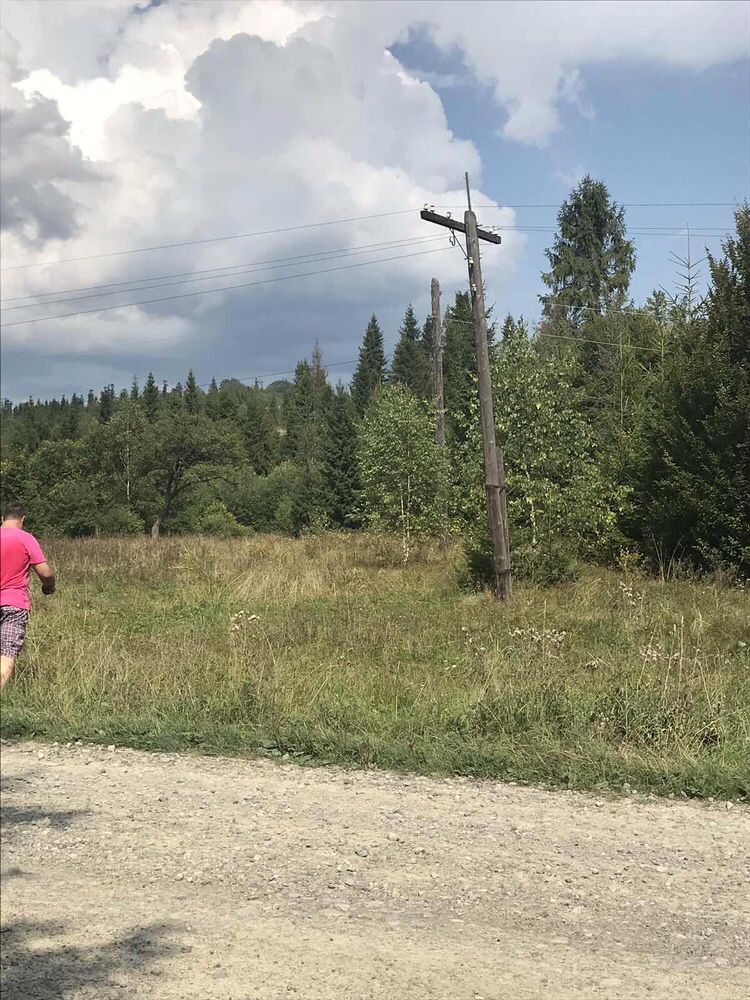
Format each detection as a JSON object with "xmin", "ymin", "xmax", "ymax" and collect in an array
[
  {"xmin": 420, "ymin": 176, "xmax": 512, "ymax": 601},
  {"xmin": 430, "ymin": 277, "xmax": 446, "ymax": 448}
]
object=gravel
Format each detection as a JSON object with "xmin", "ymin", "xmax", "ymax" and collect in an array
[{"xmin": 1, "ymin": 740, "xmax": 748, "ymax": 999}]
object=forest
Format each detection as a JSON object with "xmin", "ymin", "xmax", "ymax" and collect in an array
[{"xmin": 2, "ymin": 179, "xmax": 748, "ymax": 583}]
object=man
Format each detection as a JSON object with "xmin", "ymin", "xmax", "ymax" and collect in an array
[{"xmin": 0, "ymin": 503, "xmax": 55, "ymax": 689}]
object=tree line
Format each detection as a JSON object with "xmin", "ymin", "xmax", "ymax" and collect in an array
[{"xmin": 2, "ymin": 178, "xmax": 748, "ymax": 580}]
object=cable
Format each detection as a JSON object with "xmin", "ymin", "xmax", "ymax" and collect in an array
[
  {"xmin": 2, "ymin": 236, "xmax": 444, "ymax": 311},
  {"xmin": 195, "ymin": 359, "xmax": 359, "ymax": 390},
  {"xmin": 1, "ymin": 235, "xmax": 441, "ymax": 305},
  {"xmin": 0, "ymin": 209, "xmax": 422, "ymax": 272},
  {"xmin": 3, "ymin": 201, "xmax": 740, "ymax": 271},
  {"xmin": 536, "ymin": 333, "xmax": 663, "ymax": 354},
  {"xmin": 0, "ymin": 245, "xmax": 451, "ymax": 335},
  {"xmin": 446, "ymin": 316, "xmax": 670, "ymax": 353},
  {"xmin": 2, "ymin": 223, "xmax": 731, "ymax": 309},
  {"xmin": 438, "ymin": 202, "xmax": 741, "ymax": 209}
]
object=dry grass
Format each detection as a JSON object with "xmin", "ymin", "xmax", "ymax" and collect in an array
[{"xmin": 3, "ymin": 534, "xmax": 749, "ymax": 798}]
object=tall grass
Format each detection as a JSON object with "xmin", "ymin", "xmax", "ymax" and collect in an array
[{"xmin": 3, "ymin": 534, "xmax": 748, "ymax": 798}]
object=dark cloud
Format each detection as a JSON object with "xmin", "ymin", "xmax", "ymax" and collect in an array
[{"xmin": 1, "ymin": 29, "xmax": 101, "ymax": 247}]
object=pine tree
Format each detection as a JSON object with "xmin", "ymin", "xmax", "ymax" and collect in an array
[
  {"xmin": 541, "ymin": 175, "xmax": 635, "ymax": 328},
  {"xmin": 130, "ymin": 377, "xmax": 140, "ymax": 402},
  {"xmin": 322, "ymin": 386, "xmax": 360, "ymax": 527},
  {"xmin": 142, "ymin": 372, "xmax": 161, "ymax": 423},
  {"xmin": 205, "ymin": 378, "xmax": 221, "ymax": 419},
  {"xmin": 184, "ymin": 370, "xmax": 202, "ymax": 414},
  {"xmin": 98, "ymin": 385, "xmax": 115, "ymax": 424},
  {"xmin": 285, "ymin": 349, "xmax": 334, "ymax": 525},
  {"xmin": 241, "ymin": 390, "xmax": 279, "ymax": 475},
  {"xmin": 58, "ymin": 403, "xmax": 81, "ymax": 441},
  {"xmin": 443, "ymin": 292, "xmax": 484, "ymax": 442},
  {"xmin": 351, "ymin": 314, "xmax": 387, "ymax": 414},
  {"xmin": 630, "ymin": 207, "xmax": 750, "ymax": 575},
  {"xmin": 168, "ymin": 382, "xmax": 185, "ymax": 412},
  {"xmin": 391, "ymin": 304, "xmax": 432, "ymax": 399}
]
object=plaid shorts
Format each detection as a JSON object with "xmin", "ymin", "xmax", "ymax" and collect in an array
[{"xmin": 0, "ymin": 606, "xmax": 30, "ymax": 659}]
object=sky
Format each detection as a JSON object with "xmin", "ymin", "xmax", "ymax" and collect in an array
[{"xmin": 1, "ymin": 0, "xmax": 748, "ymax": 402}]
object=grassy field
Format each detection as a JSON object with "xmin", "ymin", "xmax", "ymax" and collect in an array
[{"xmin": 2, "ymin": 534, "xmax": 748, "ymax": 798}]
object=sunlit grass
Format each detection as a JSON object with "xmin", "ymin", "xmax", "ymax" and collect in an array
[{"xmin": 3, "ymin": 533, "xmax": 748, "ymax": 798}]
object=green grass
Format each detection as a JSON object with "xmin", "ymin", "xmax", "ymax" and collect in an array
[{"xmin": 2, "ymin": 534, "xmax": 749, "ymax": 798}]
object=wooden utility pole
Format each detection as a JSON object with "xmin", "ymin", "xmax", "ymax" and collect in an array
[
  {"xmin": 420, "ymin": 177, "xmax": 512, "ymax": 601},
  {"xmin": 430, "ymin": 277, "xmax": 446, "ymax": 448}
]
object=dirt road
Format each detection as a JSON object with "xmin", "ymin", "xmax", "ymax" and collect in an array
[{"xmin": 1, "ymin": 741, "xmax": 748, "ymax": 999}]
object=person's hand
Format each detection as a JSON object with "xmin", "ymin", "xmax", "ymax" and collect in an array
[{"xmin": 41, "ymin": 580, "xmax": 56, "ymax": 596}]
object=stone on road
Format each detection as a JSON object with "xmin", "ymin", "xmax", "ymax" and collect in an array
[{"xmin": 1, "ymin": 742, "xmax": 748, "ymax": 999}]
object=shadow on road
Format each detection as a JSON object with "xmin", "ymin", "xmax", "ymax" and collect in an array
[
  {"xmin": 0, "ymin": 804, "xmax": 89, "ymax": 831},
  {"xmin": 0, "ymin": 919, "xmax": 181, "ymax": 1000},
  {"xmin": 1, "ymin": 801, "xmax": 90, "ymax": 832}
]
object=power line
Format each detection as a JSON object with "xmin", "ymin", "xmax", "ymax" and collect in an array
[
  {"xmin": 195, "ymin": 359, "xmax": 359, "ymax": 390},
  {"xmin": 3, "ymin": 227, "xmax": 729, "ymax": 309},
  {"xmin": 2, "ymin": 224, "xmax": 731, "ymax": 309},
  {"xmin": 2, "ymin": 236, "xmax": 444, "ymax": 311},
  {"xmin": 0, "ymin": 209, "xmax": 422, "ymax": 272},
  {"xmin": 2, "ymin": 201, "xmax": 740, "ymax": 271},
  {"xmin": 1, "ymin": 235, "xmax": 440, "ymax": 304},
  {"xmin": 447, "ymin": 316, "xmax": 669, "ymax": 353},
  {"xmin": 0, "ymin": 245, "xmax": 450, "ymax": 334},
  {"xmin": 438, "ymin": 202, "xmax": 741, "ymax": 209},
  {"xmin": 536, "ymin": 333, "xmax": 663, "ymax": 354}
]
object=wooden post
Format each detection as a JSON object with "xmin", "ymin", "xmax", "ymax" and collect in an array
[
  {"xmin": 464, "ymin": 200, "xmax": 512, "ymax": 601},
  {"xmin": 431, "ymin": 278, "xmax": 446, "ymax": 448},
  {"xmin": 419, "ymin": 184, "xmax": 511, "ymax": 601}
]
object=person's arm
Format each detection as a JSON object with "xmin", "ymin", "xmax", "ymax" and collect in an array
[{"xmin": 32, "ymin": 561, "xmax": 56, "ymax": 595}]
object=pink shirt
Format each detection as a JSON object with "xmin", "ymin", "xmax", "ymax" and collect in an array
[{"xmin": 0, "ymin": 526, "xmax": 47, "ymax": 610}]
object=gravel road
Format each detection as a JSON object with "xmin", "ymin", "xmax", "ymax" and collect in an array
[{"xmin": 1, "ymin": 740, "xmax": 748, "ymax": 999}]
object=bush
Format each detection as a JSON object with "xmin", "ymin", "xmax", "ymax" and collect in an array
[
  {"xmin": 96, "ymin": 506, "xmax": 145, "ymax": 536},
  {"xmin": 196, "ymin": 501, "xmax": 247, "ymax": 538},
  {"xmin": 232, "ymin": 462, "xmax": 302, "ymax": 533},
  {"xmin": 466, "ymin": 528, "xmax": 581, "ymax": 588}
]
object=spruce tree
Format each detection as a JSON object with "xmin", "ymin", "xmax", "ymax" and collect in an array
[
  {"xmin": 541, "ymin": 175, "xmax": 635, "ymax": 328},
  {"xmin": 142, "ymin": 372, "xmax": 160, "ymax": 423},
  {"xmin": 631, "ymin": 207, "xmax": 750, "ymax": 575},
  {"xmin": 130, "ymin": 377, "xmax": 140, "ymax": 402},
  {"xmin": 391, "ymin": 304, "xmax": 432, "ymax": 399},
  {"xmin": 443, "ymin": 292, "xmax": 484, "ymax": 442},
  {"xmin": 98, "ymin": 385, "xmax": 115, "ymax": 424},
  {"xmin": 322, "ymin": 386, "xmax": 360, "ymax": 527},
  {"xmin": 241, "ymin": 390, "xmax": 279, "ymax": 475},
  {"xmin": 205, "ymin": 378, "xmax": 221, "ymax": 419},
  {"xmin": 285, "ymin": 350, "xmax": 334, "ymax": 525},
  {"xmin": 184, "ymin": 370, "xmax": 202, "ymax": 414},
  {"xmin": 351, "ymin": 314, "xmax": 386, "ymax": 414}
]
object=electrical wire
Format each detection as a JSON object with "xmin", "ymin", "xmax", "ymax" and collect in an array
[
  {"xmin": 2, "ymin": 236, "xmax": 444, "ymax": 311},
  {"xmin": 1, "ymin": 234, "xmax": 439, "ymax": 304},
  {"xmin": 2, "ymin": 202, "xmax": 741, "ymax": 271},
  {"xmin": 195, "ymin": 359, "xmax": 359, "ymax": 390},
  {"xmin": 0, "ymin": 209, "xmax": 423, "ymax": 272},
  {"xmin": 1, "ymin": 245, "xmax": 451, "ymax": 333},
  {"xmin": 2, "ymin": 225, "xmax": 730, "ymax": 309}
]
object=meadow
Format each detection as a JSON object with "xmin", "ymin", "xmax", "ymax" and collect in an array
[{"xmin": 2, "ymin": 534, "xmax": 748, "ymax": 799}]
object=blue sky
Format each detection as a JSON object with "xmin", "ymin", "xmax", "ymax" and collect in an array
[
  {"xmin": 393, "ymin": 30, "xmax": 749, "ymax": 322},
  {"xmin": 1, "ymin": 0, "xmax": 748, "ymax": 401}
]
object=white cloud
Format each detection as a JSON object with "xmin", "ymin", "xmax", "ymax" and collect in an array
[
  {"xmin": 1, "ymin": 0, "xmax": 514, "ymax": 377},
  {"xmin": 0, "ymin": 0, "xmax": 744, "ymax": 397},
  {"xmin": 296, "ymin": 0, "xmax": 747, "ymax": 145}
]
